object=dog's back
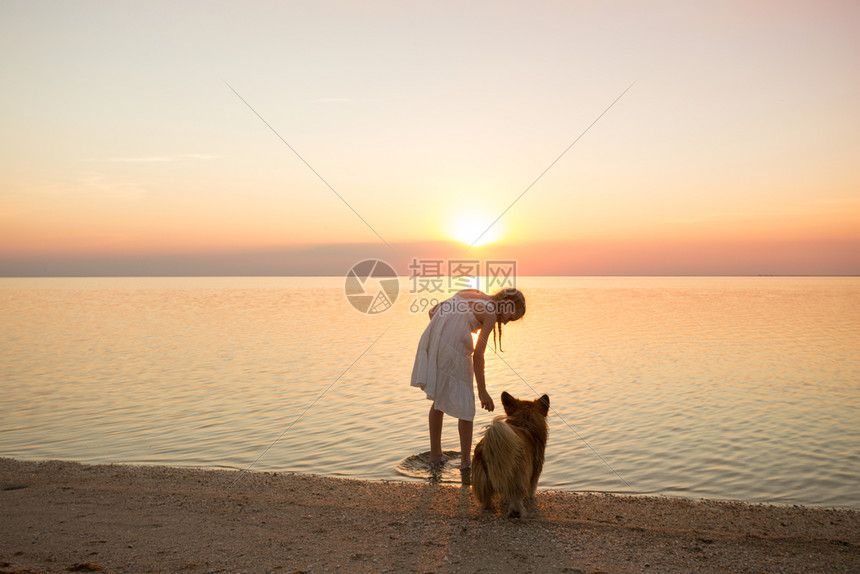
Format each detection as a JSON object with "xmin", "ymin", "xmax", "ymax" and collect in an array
[{"xmin": 472, "ymin": 392, "xmax": 549, "ymax": 518}]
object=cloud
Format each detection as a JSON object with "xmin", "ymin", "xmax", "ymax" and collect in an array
[
  {"xmin": 78, "ymin": 173, "xmax": 147, "ymax": 201},
  {"xmin": 802, "ymin": 196, "xmax": 860, "ymax": 207},
  {"xmin": 100, "ymin": 153, "xmax": 217, "ymax": 163}
]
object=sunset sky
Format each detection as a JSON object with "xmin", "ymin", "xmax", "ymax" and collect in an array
[{"xmin": 2, "ymin": 1, "xmax": 859, "ymax": 276}]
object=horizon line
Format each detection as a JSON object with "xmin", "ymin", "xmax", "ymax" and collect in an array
[{"xmin": 2, "ymin": 273, "xmax": 858, "ymax": 279}]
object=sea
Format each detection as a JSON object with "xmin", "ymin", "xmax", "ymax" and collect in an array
[{"xmin": 1, "ymin": 276, "xmax": 858, "ymax": 509}]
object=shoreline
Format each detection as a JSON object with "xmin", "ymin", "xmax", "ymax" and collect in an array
[{"xmin": 2, "ymin": 458, "xmax": 858, "ymax": 573}]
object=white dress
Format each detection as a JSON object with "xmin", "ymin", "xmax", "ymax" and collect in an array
[{"xmin": 410, "ymin": 294, "xmax": 480, "ymax": 421}]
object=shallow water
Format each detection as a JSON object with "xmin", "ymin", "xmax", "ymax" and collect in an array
[{"xmin": 1, "ymin": 276, "xmax": 858, "ymax": 508}]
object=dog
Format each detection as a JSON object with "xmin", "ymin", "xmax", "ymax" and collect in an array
[{"xmin": 471, "ymin": 391, "xmax": 550, "ymax": 518}]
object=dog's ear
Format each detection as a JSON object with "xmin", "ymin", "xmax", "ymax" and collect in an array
[
  {"xmin": 538, "ymin": 394, "xmax": 550, "ymax": 416},
  {"xmin": 501, "ymin": 391, "xmax": 515, "ymax": 413}
]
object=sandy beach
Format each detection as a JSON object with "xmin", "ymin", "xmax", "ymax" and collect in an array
[{"xmin": 1, "ymin": 458, "xmax": 857, "ymax": 573}]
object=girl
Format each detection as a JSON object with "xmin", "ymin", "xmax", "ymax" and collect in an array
[{"xmin": 410, "ymin": 287, "xmax": 526, "ymax": 471}]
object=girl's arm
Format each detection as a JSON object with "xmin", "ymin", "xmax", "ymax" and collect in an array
[{"xmin": 473, "ymin": 315, "xmax": 496, "ymax": 412}]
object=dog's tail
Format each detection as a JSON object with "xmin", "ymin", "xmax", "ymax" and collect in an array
[{"xmin": 479, "ymin": 416, "xmax": 527, "ymax": 498}]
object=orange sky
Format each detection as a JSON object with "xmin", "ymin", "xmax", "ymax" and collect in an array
[{"xmin": 1, "ymin": 1, "xmax": 859, "ymax": 276}]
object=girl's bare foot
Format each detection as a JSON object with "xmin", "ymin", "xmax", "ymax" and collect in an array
[
  {"xmin": 460, "ymin": 466, "xmax": 471, "ymax": 485},
  {"xmin": 460, "ymin": 454, "xmax": 471, "ymax": 470},
  {"xmin": 428, "ymin": 453, "xmax": 452, "ymax": 466}
]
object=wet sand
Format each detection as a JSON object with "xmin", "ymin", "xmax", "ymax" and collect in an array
[{"xmin": 1, "ymin": 458, "xmax": 858, "ymax": 573}]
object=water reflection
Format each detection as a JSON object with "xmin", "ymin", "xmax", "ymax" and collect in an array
[{"xmin": 0, "ymin": 277, "xmax": 858, "ymax": 508}]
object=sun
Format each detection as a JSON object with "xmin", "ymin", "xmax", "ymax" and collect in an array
[{"xmin": 445, "ymin": 211, "xmax": 505, "ymax": 247}]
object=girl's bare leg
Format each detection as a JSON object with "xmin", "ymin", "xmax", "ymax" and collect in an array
[
  {"xmin": 429, "ymin": 405, "xmax": 445, "ymax": 463},
  {"xmin": 458, "ymin": 418, "xmax": 473, "ymax": 469}
]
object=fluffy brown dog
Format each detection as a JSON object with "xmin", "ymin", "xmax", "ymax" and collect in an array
[{"xmin": 472, "ymin": 391, "xmax": 550, "ymax": 518}]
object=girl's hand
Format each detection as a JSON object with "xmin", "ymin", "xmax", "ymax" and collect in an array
[{"xmin": 479, "ymin": 389, "xmax": 495, "ymax": 412}]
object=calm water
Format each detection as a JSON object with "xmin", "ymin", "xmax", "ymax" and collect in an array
[{"xmin": 1, "ymin": 276, "xmax": 858, "ymax": 508}]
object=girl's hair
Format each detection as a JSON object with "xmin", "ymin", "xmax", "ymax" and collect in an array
[{"xmin": 492, "ymin": 288, "xmax": 526, "ymax": 352}]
